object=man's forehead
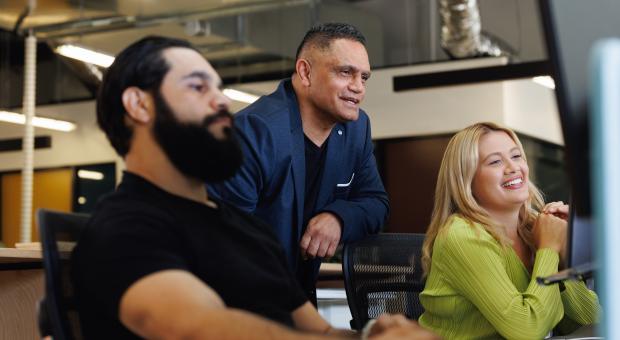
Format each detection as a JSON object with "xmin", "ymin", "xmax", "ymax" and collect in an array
[
  {"xmin": 313, "ymin": 39, "xmax": 369, "ymax": 69},
  {"xmin": 162, "ymin": 47, "xmax": 219, "ymax": 80}
]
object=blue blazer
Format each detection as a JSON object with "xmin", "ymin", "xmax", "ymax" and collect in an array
[{"xmin": 209, "ymin": 79, "xmax": 389, "ymax": 271}]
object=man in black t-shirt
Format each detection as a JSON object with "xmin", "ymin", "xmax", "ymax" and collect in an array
[{"xmin": 71, "ymin": 36, "xmax": 437, "ymax": 340}]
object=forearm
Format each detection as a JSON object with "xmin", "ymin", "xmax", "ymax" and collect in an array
[
  {"xmin": 561, "ymin": 280, "xmax": 601, "ymax": 325},
  {"xmin": 555, "ymin": 283, "xmax": 600, "ymax": 337},
  {"xmin": 291, "ymin": 302, "xmax": 356, "ymax": 339},
  {"xmin": 135, "ymin": 308, "xmax": 345, "ymax": 340},
  {"xmin": 487, "ymin": 249, "xmax": 565, "ymax": 339},
  {"xmin": 323, "ymin": 197, "xmax": 387, "ymax": 242},
  {"xmin": 186, "ymin": 308, "xmax": 322, "ymax": 340},
  {"xmin": 325, "ymin": 326, "xmax": 358, "ymax": 338},
  {"xmin": 120, "ymin": 273, "xmax": 338, "ymax": 340}
]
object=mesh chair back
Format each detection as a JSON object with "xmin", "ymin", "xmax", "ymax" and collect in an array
[
  {"xmin": 38, "ymin": 208, "xmax": 90, "ymax": 340},
  {"xmin": 342, "ymin": 233, "xmax": 426, "ymax": 331}
]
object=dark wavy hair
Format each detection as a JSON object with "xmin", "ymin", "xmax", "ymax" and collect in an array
[
  {"xmin": 295, "ymin": 22, "xmax": 366, "ymax": 60},
  {"xmin": 96, "ymin": 36, "xmax": 198, "ymax": 156}
]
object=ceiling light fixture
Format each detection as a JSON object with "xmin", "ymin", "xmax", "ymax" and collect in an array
[
  {"xmin": 532, "ymin": 76, "xmax": 556, "ymax": 90},
  {"xmin": 54, "ymin": 45, "xmax": 260, "ymax": 105},
  {"xmin": 0, "ymin": 110, "xmax": 77, "ymax": 132},
  {"xmin": 55, "ymin": 44, "xmax": 115, "ymax": 68},
  {"xmin": 77, "ymin": 169, "xmax": 104, "ymax": 180},
  {"xmin": 223, "ymin": 88, "xmax": 260, "ymax": 104}
]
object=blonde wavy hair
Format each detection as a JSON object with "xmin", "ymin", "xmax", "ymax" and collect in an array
[{"xmin": 421, "ymin": 122, "xmax": 545, "ymax": 276}]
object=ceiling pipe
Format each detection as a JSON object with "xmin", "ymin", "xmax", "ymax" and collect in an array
[{"xmin": 22, "ymin": 0, "xmax": 316, "ymax": 39}]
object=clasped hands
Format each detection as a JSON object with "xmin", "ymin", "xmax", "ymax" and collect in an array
[{"xmin": 533, "ymin": 201, "xmax": 570, "ymax": 265}]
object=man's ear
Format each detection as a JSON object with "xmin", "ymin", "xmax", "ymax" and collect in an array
[
  {"xmin": 122, "ymin": 87, "xmax": 152, "ymax": 124},
  {"xmin": 295, "ymin": 58, "xmax": 312, "ymax": 87}
]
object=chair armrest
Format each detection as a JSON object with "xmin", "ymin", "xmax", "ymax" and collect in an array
[{"xmin": 38, "ymin": 298, "xmax": 53, "ymax": 338}]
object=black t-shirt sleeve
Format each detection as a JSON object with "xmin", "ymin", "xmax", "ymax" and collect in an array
[
  {"xmin": 240, "ymin": 210, "xmax": 309, "ymax": 312},
  {"xmin": 285, "ymin": 266, "xmax": 310, "ymax": 312},
  {"xmin": 76, "ymin": 211, "xmax": 188, "ymax": 320}
]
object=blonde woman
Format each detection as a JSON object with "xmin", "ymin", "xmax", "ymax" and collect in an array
[{"xmin": 418, "ymin": 122, "xmax": 599, "ymax": 339}]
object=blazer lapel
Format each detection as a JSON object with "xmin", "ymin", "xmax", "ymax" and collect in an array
[{"xmin": 284, "ymin": 82, "xmax": 306, "ymax": 238}]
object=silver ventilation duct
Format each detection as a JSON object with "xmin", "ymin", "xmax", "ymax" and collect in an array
[{"xmin": 438, "ymin": 0, "xmax": 507, "ymax": 58}]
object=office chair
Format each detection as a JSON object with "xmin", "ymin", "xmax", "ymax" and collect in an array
[
  {"xmin": 342, "ymin": 233, "xmax": 426, "ymax": 331},
  {"xmin": 38, "ymin": 208, "xmax": 90, "ymax": 340}
]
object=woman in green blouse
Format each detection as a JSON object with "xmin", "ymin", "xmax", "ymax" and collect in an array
[{"xmin": 418, "ymin": 122, "xmax": 599, "ymax": 340}]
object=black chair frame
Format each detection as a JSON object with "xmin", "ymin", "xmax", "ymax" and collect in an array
[
  {"xmin": 38, "ymin": 208, "xmax": 89, "ymax": 340},
  {"xmin": 342, "ymin": 233, "xmax": 426, "ymax": 331}
]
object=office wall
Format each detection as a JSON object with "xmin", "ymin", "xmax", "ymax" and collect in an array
[
  {"xmin": 0, "ymin": 63, "xmax": 564, "ymax": 238},
  {"xmin": 502, "ymin": 78, "xmax": 562, "ymax": 143},
  {"xmin": 479, "ymin": 0, "xmax": 547, "ymax": 62},
  {"xmin": 1, "ymin": 168, "xmax": 72, "ymax": 247},
  {"xmin": 0, "ymin": 61, "xmax": 563, "ymax": 175},
  {"xmin": 380, "ymin": 135, "xmax": 452, "ymax": 233},
  {"xmin": 238, "ymin": 60, "xmax": 564, "ymax": 144},
  {"xmin": 0, "ymin": 101, "xmax": 123, "ymax": 178}
]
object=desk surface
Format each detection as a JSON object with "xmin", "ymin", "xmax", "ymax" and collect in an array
[
  {"xmin": 0, "ymin": 249, "xmax": 46, "ymax": 339},
  {"xmin": 0, "ymin": 249, "xmax": 344, "ymax": 269},
  {"xmin": 0, "ymin": 247, "xmax": 72, "ymax": 266},
  {"xmin": 549, "ymin": 324, "xmax": 600, "ymax": 339},
  {"xmin": 319, "ymin": 262, "xmax": 342, "ymax": 275},
  {"xmin": 0, "ymin": 248, "xmax": 43, "ymax": 264}
]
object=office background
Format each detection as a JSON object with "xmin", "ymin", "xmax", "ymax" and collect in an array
[{"xmin": 0, "ymin": 0, "xmax": 568, "ymax": 246}]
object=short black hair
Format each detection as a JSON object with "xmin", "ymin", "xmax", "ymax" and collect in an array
[
  {"xmin": 97, "ymin": 36, "xmax": 198, "ymax": 156},
  {"xmin": 295, "ymin": 22, "xmax": 366, "ymax": 60}
]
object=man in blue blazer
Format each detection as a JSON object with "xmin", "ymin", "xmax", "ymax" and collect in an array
[{"xmin": 209, "ymin": 23, "xmax": 389, "ymax": 301}]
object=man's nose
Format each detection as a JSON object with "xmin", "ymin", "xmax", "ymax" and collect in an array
[
  {"xmin": 211, "ymin": 89, "xmax": 231, "ymax": 111},
  {"xmin": 349, "ymin": 75, "xmax": 364, "ymax": 94}
]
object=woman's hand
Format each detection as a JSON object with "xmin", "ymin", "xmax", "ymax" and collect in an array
[
  {"xmin": 542, "ymin": 201, "xmax": 570, "ymax": 221},
  {"xmin": 533, "ymin": 212, "xmax": 567, "ymax": 256}
]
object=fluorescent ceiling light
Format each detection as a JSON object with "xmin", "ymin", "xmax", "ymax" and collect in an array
[
  {"xmin": 0, "ymin": 110, "xmax": 76, "ymax": 132},
  {"xmin": 54, "ymin": 45, "xmax": 259, "ymax": 105},
  {"xmin": 55, "ymin": 44, "xmax": 115, "ymax": 68},
  {"xmin": 223, "ymin": 88, "xmax": 260, "ymax": 104},
  {"xmin": 532, "ymin": 76, "xmax": 556, "ymax": 90},
  {"xmin": 77, "ymin": 170, "xmax": 104, "ymax": 180}
]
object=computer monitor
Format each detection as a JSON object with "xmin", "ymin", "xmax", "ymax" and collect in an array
[{"xmin": 539, "ymin": 0, "xmax": 620, "ymax": 268}]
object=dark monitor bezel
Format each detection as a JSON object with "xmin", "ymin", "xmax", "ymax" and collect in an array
[{"xmin": 539, "ymin": 0, "xmax": 594, "ymax": 268}]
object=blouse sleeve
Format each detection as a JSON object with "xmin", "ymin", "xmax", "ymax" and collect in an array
[
  {"xmin": 433, "ymin": 222, "xmax": 565, "ymax": 340},
  {"xmin": 554, "ymin": 279, "xmax": 601, "ymax": 334},
  {"xmin": 562, "ymin": 280, "xmax": 600, "ymax": 324}
]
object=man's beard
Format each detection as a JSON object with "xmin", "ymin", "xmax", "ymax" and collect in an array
[{"xmin": 152, "ymin": 92, "xmax": 243, "ymax": 182}]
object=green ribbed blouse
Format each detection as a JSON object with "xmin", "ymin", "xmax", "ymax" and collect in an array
[{"xmin": 419, "ymin": 215, "xmax": 600, "ymax": 340}]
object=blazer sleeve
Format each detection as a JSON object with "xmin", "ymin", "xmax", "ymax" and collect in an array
[
  {"xmin": 320, "ymin": 117, "xmax": 389, "ymax": 242},
  {"xmin": 435, "ymin": 222, "xmax": 565, "ymax": 340},
  {"xmin": 208, "ymin": 114, "xmax": 275, "ymax": 213}
]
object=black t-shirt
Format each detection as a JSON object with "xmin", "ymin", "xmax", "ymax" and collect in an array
[
  {"xmin": 71, "ymin": 172, "xmax": 308, "ymax": 340},
  {"xmin": 303, "ymin": 135, "xmax": 328, "ymax": 228},
  {"xmin": 298, "ymin": 136, "xmax": 329, "ymax": 301}
]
